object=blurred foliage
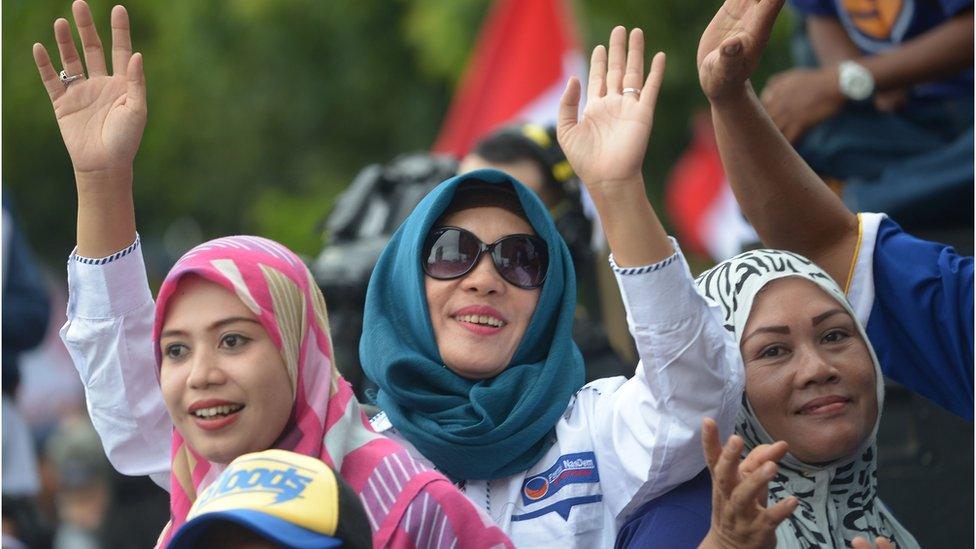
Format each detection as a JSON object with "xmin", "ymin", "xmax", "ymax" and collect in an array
[{"xmin": 2, "ymin": 0, "xmax": 793, "ymax": 273}]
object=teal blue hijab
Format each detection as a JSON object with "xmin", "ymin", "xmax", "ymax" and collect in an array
[{"xmin": 360, "ymin": 169, "xmax": 584, "ymax": 481}]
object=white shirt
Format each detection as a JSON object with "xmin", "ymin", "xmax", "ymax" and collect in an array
[{"xmin": 60, "ymin": 238, "xmax": 743, "ymax": 548}]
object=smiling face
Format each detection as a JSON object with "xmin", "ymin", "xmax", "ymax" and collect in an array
[
  {"xmin": 425, "ymin": 206, "xmax": 541, "ymax": 379},
  {"xmin": 739, "ymin": 277, "xmax": 878, "ymax": 464},
  {"xmin": 159, "ymin": 276, "xmax": 293, "ymax": 464}
]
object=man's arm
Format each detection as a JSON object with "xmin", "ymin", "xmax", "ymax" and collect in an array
[
  {"xmin": 696, "ymin": 0, "xmax": 858, "ymax": 284},
  {"xmin": 762, "ymin": 10, "xmax": 973, "ymax": 141},
  {"xmin": 713, "ymin": 89, "xmax": 859, "ymax": 285},
  {"xmin": 862, "ymin": 10, "xmax": 973, "ymax": 91},
  {"xmin": 805, "ymin": 14, "xmax": 860, "ymax": 66}
]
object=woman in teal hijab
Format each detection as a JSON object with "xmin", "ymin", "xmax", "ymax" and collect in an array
[{"xmin": 360, "ymin": 27, "xmax": 744, "ymax": 548}]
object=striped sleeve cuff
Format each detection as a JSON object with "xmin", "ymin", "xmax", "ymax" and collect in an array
[
  {"xmin": 608, "ymin": 238, "xmax": 680, "ymax": 275},
  {"xmin": 66, "ymin": 234, "xmax": 153, "ymax": 319},
  {"xmin": 611, "ymin": 237, "xmax": 704, "ymax": 323},
  {"xmin": 70, "ymin": 235, "xmax": 141, "ymax": 265}
]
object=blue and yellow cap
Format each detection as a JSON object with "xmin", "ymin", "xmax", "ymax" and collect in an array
[{"xmin": 169, "ymin": 450, "xmax": 370, "ymax": 549}]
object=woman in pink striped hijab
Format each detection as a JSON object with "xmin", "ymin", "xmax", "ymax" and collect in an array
[{"xmin": 151, "ymin": 234, "xmax": 509, "ymax": 548}]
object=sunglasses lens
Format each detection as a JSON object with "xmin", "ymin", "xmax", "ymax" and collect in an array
[
  {"xmin": 493, "ymin": 236, "xmax": 548, "ymax": 288},
  {"xmin": 424, "ymin": 229, "xmax": 481, "ymax": 279}
]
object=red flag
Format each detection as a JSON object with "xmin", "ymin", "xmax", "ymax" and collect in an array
[
  {"xmin": 432, "ymin": 0, "xmax": 584, "ymax": 158},
  {"xmin": 665, "ymin": 112, "xmax": 757, "ymax": 260}
]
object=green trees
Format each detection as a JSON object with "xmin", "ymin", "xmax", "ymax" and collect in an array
[{"xmin": 3, "ymin": 0, "xmax": 791, "ymax": 269}]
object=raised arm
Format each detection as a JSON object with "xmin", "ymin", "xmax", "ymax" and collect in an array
[
  {"xmin": 697, "ymin": 0, "xmax": 859, "ymax": 284},
  {"xmin": 559, "ymin": 27, "xmax": 744, "ymax": 520},
  {"xmin": 33, "ymin": 0, "xmax": 145, "ymax": 257},
  {"xmin": 37, "ymin": 1, "xmax": 171, "ymax": 486},
  {"xmin": 557, "ymin": 26, "xmax": 671, "ymax": 267}
]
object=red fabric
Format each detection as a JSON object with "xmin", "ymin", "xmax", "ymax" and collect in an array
[
  {"xmin": 664, "ymin": 113, "xmax": 726, "ymax": 256},
  {"xmin": 432, "ymin": 0, "xmax": 578, "ymax": 158}
]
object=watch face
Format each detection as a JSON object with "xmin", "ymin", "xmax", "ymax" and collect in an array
[
  {"xmin": 847, "ymin": 76, "xmax": 872, "ymax": 100},
  {"xmin": 840, "ymin": 62, "xmax": 874, "ymax": 101}
]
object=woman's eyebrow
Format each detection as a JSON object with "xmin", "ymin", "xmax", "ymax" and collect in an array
[
  {"xmin": 811, "ymin": 309, "xmax": 847, "ymax": 326},
  {"xmin": 159, "ymin": 317, "xmax": 260, "ymax": 339},
  {"xmin": 741, "ymin": 325, "xmax": 789, "ymax": 346},
  {"xmin": 211, "ymin": 317, "xmax": 261, "ymax": 330}
]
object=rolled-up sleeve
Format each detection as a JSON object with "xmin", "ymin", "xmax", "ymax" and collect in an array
[{"xmin": 59, "ymin": 237, "xmax": 172, "ymax": 489}]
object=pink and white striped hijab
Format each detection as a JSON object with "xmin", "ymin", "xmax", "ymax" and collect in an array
[{"xmin": 152, "ymin": 236, "xmax": 443, "ymax": 547}]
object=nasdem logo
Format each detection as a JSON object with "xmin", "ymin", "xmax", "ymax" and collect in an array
[
  {"xmin": 520, "ymin": 452, "xmax": 599, "ymax": 506},
  {"xmin": 523, "ymin": 476, "xmax": 550, "ymax": 501}
]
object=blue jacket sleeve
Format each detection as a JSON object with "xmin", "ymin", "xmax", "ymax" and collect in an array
[
  {"xmin": 867, "ymin": 218, "xmax": 973, "ymax": 420},
  {"xmin": 615, "ymin": 468, "xmax": 712, "ymax": 549}
]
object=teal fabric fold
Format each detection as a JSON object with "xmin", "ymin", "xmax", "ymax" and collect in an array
[{"xmin": 360, "ymin": 169, "xmax": 584, "ymax": 481}]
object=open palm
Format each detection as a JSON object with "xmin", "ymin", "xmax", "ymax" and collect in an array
[
  {"xmin": 697, "ymin": 0, "xmax": 784, "ymax": 103},
  {"xmin": 34, "ymin": 1, "xmax": 146, "ymax": 174},
  {"xmin": 558, "ymin": 27, "xmax": 666, "ymax": 191}
]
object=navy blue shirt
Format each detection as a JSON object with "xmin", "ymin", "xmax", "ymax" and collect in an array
[
  {"xmin": 790, "ymin": 0, "xmax": 974, "ymax": 99},
  {"xmin": 615, "ymin": 468, "xmax": 711, "ymax": 549}
]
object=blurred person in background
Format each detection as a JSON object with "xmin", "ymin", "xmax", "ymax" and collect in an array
[
  {"xmin": 44, "ymin": 418, "xmax": 112, "ymax": 549},
  {"xmin": 2, "ymin": 196, "xmax": 54, "ymax": 548},
  {"xmin": 760, "ymin": 0, "xmax": 973, "ymax": 230}
]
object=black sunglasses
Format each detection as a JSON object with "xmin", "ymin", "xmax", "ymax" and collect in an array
[{"xmin": 422, "ymin": 227, "xmax": 549, "ymax": 289}]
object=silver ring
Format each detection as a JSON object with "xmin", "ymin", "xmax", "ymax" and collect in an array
[
  {"xmin": 622, "ymin": 87, "xmax": 641, "ymax": 97},
  {"xmin": 59, "ymin": 70, "xmax": 83, "ymax": 87}
]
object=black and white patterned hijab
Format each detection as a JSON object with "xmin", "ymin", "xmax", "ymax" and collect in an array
[{"xmin": 696, "ymin": 249, "xmax": 918, "ymax": 549}]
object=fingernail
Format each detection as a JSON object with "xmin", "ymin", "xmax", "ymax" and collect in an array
[
  {"xmin": 764, "ymin": 462, "xmax": 777, "ymax": 475},
  {"xmin": 723, "ymin": 42, "xmax": 742, "ymax": 56}
]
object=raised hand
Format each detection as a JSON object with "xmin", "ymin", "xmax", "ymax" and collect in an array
[
  {"xmin": 697, "ymin": 0, "xmax": 785, "ymax": 104},
  {"xmin": 699, "ymin": 418, "xmax": 797, "ymax": 549},
  {"xmin": 557, "ymin": 26, "xmax": 665, "ymax": 193},
  {"xmin": 33, "ymin": 1, "xmax": 146, "ymax": 176}
]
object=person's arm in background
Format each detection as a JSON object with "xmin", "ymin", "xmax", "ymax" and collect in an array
[
  {"xmin": 761, "ymin": 6, "xmax": 973, "ymax": 142},
  {"xmin": 804, "ymin": 14, "xmax": 860, "ymax": 65},
  {"xmin": 35, "ymin": 0, "xmax": 172, "ymax": 486}
]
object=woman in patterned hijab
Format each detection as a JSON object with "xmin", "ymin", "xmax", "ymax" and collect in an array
[
  {"xmin": 150, "ymin": 235, "xmax": 510, "ymax": 548},
  {"xmin": 695, "ymin": 249, "xmax": 918, "ymax": 548}
]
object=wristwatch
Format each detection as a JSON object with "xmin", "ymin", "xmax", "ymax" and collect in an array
[{"xmin": 837, "ymin": 60, "xmax": 875, "ymax": 101}]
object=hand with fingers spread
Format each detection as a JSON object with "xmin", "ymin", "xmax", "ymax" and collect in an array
[
  {"xmin": 852, "ymin": 536, "xmax": 896, "ymax": 549},
  {"xmin": 557, "ymin": 26, "xmax": 666, "ymax": 193},
  {"xmin": 557, "ymin": 26, "xmax": 673, "ymax": 267},
  {"xmin": 33, "ymin": 1, "xmax": 145, "ymax": 257},
  {"xmin": 699, "ymin": 418, "xmax": 798, "ymax": 549},
  {"xmin": 34, "ymin": 1, "xmax": 146, "ymax": 176},
  {"xmin": 697, "ymin": 0, "xmax": 785, "ymax": 104}
]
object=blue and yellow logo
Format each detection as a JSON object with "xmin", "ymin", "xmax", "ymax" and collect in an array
[{"xmin": 189, "ymin": 450, "xmax": 340, "ymax": 536}]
